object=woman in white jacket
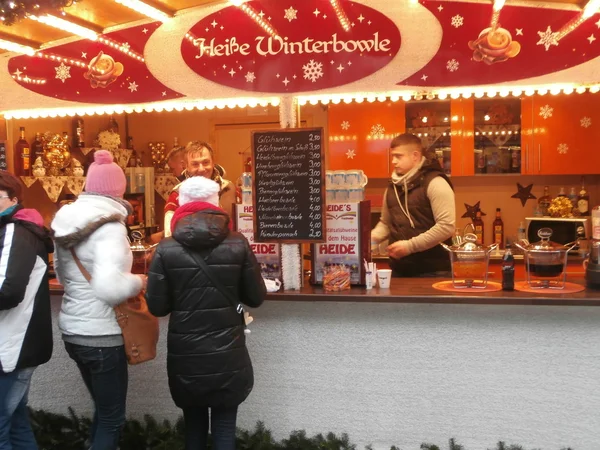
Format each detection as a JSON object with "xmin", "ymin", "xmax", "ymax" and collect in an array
[{"xmin": 51, "ymin": 150, "xmax": 145, "ymax": 450}]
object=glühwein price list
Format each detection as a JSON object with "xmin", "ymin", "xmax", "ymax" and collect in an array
[{"xmin": 251, "ymin": 128, "xmax": 326, "ymax": 243}]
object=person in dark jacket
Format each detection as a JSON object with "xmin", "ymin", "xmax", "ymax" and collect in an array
[
  {"xmin": 146, "ymin": 176, "xmax": 266, "ymax": 450},
  {"xmin": 0, "ymin": 171, "xmax": 53, "ymax": 449}
]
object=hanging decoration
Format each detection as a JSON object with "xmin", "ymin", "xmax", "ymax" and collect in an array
[
  {"xmin": 511, "ymin": 183, "xmax": 537, "ymax": 207},
  {"xmin": 0, "ymin": 0, "xmax": 80, "ymax": 26},
  {"xmin": 461, "ymin": 201, "xmax": 486, "ymax": 221},
  {"xmin": 154, "ymin": 175, "xmax": 179, "ymax": 201},
  {"xmin": 65, "ymin": 176, "xmax": 86, "ymax": 196},
  {"xmin": 38, "ymin": 176, "xmax": 67, "ymax": 203}
]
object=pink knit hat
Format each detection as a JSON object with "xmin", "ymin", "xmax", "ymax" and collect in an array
[{"xmin": 85, "ymin": 150, "xmax": 127, "ymax": 198}]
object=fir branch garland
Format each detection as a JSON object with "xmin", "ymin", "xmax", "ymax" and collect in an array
[
  {"xmin": 27, "ymin": 408, "xmax": 575, "ymax": 450},
  {"xmin": 0, "ymin": 0, "xmax": 80, "ymax": 26}
]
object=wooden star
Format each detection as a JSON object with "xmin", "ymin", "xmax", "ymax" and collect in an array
[
  {"xmin": 511, "ymin": 183, "xmax": 536, "ymax": 207},
  {"xmin": 461, "ymin": 201, "xmax": 486, "ymax": 221}
]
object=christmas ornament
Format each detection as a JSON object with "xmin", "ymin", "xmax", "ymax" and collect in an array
[
  {"xmin": 548, "ymin": 197, "xmax": 575, "ymax": 218},
  {"xmin": 32, "ymin": 157, "xmax": 46, "ymax": 178},
  {"xmin": 97, "ymin": 130, "xmax": 121, "ymax": 152},
  {"xmin": 149, "ymin": 142, "xmax": 167, "ymax": 172},
  {"xmin": 43, "ymin": 134, "xmax": 71, "ymax": 176},
  {"xmin": 511, "ymin": 183, "xmax": 536, "ymax": 207},
  {"xmin": 461, "ymin": 201, "xmax": 486, "ymax": 221}
]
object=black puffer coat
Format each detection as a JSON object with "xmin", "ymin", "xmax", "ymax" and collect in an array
[{"xmin": 146, "ymin": 206, "xmax": 266, "ymax": 409}]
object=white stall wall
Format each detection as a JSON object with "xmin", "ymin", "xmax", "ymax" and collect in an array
[{"xmin": 31, "ymin": 298, "xmax": 600, "ymax": 450}]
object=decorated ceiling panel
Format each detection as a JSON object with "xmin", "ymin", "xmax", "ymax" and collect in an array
[{"xmin": 1, "ymin": 0, "xmax": 600, "ymax": 113}]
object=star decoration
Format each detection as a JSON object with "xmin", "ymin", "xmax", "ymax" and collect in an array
[
  {"xmin": 511, "ymin": 183, "xmax": 536, "ymax": 207},
  {"xmin": 515, "ymin": 28, "xmax": 523, "ymax": 36},
  {"xmin": 81, "ymin": 52, "xmax": 87, "ymax": 59},
  {"xmin": 13, "ymin": 69, "xmax": 22, "ymax": 77},
  {"xmin": 596, "ymin": 18, "xmax": 600, "ymax": 28},
  {"xmin": 337, "ymin": 64, "xmax": 344, "ymax": 73},
  {"xmin": 357, "ymin": 14, "xmax": 365, "ymax": 23},
  {"xmin": 421, "ymin": 74, "xmax": 428, "ymax": 81},
  {"xmin": 437, "ymin": 4, "xmax": 443, "ymax": 11},
  {"xmin": 282, "ymin": 77, "xmax": 290, "ymax": 86},
  {"xmin": 128, "ymin": 81, "xmax": 138, "ymax": 92},
  {"xmin": 323, "ymin": 14, "xmax": 327, "ymax": 19},
  {"xmin": 142, "ymin": 28, "xmax": 148, "ymax": 34},
  {"xmin": 229, "ymin": 68, "xmax": 236, "ymax": 77},
  {"xmin": 220, "ymin": 25, "xmax": 224, "ymax": 30},
  {"xmin": 211, "ymin": 20, "xmax": 218, "ymax": 28},
  {"xmin": 258, "ymin": 10, "xmax": 265, "ymax": 19},
  {"xmin": 313, "ymin": 8, "xmax": 320, "ymax": 16},
  {"xmin": 346, "ymin": 149, "xmax": 355, "ymax": 159},
  {"xmin": 276, "ymin": 73, "xmax": 280, "ymax": 78},
  {"xmin": 461, "ymin": 201, "xmax": 486, "ymax": 221},
  {"xmin": 588, "ymin": 34, "xmax": 596, "ymax": 44},
  {"xmin": 162, "ymin": 91, "xmax": 167, "ymax": 97},
  {"xmin": 347, "ymin": 61, "xmax": 352, "ymax": 66}
]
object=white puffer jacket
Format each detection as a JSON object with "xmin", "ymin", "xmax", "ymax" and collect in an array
[{"xmin": 51, "ymin": 194, "xmax": 142, "ymax": 337}]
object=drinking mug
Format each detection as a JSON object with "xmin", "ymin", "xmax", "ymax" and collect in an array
[{"xmin": 345, "ymin": 170, "xmax": 369, "ymax": 188}]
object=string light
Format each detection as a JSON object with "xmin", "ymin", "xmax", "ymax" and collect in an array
[
  {"xmin": 0, "ymin": 38, "xmax": 35, "ymax": 55},
  {"xmin": 330, "ymin": 0, "xmax": 351, "ymax": 32},
  {"xmin": 11, "ymin": 74, "xmax": 46, "ymax": 85},
  {"xmin": 97, "ymin": 37, "xmax": 144, "ymax": 61},
  {"xmin": 2, "ymin": 97, "xmax": 281, "ymax": 120},
  {"xmin": 29, "ymin": 14, "xmax": 98, "ymax": 41},
  {"xmin": 114, "ymin": 0, "xmax": 171, "ymax": 22},
  {"xmin": 233, "ymin": 2, "xmax": 278, "ymax": 38},
  {"xmin": 555, "ymin": 0, "xmax": 600, "ymax": 41}
]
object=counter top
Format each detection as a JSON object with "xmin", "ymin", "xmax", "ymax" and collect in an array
[{"xmin": 267, "ymin": 278, "xmax": 600, "ymax": 307}]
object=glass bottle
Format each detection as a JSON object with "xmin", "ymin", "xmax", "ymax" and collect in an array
[
  {"xmin": 538, "ymin": 185, "xmax": 551, "ymax": 216},
  {"xmin": 473, "ymin": 210, "xmax": 484, "ymax": 245},
  {"xmin": 501, "ymin": 245, "xmax": 515, "ymax": 291},
  {"xmin": 568, "ymin": 187, "xmax": 577, "ymax": 208},
  {"xmin": 493, "ymin": 208, "xmax": 504, "ymax": 249},
  {"xmin": 578, "ymin": 178, "xmax": 590, "ymax": 216},
  {"xmin": 32, "ymin": 133, "xmax": 44, "ymax": 161},
  {"xmin": 517, "ymin": 221, "xmax": 527, "ymax": 242},
  {"xmin": 557, "ymin": 187, "xmax": 567, "ymax": 198},
  {"xmin": 72, "ymin": 117, "xmax": 85, "ymax": 148},
  {"xmin": 108, "ymin": 116, "xmax": 119, "ymax": 134},
  {"xmin": 14, "ymin": 126, "xmax": 30, "ymax": 176}
]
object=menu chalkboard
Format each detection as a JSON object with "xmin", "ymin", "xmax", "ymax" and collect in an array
[{"xmin": 251, "ymin": 128, "xmax": 325, "ymax": 243}]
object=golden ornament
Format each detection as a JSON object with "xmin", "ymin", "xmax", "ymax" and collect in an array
[{"xmin": 43, "ymin": 134, "xmax": 71, "ymax": 174}]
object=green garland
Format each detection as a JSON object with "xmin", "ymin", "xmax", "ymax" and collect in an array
[
  {"xmin": 0, "ymin": 0, "xmax": 80, "ymax": 26},
  {"xmin": 28, "ymin": 408, "xmax": 574, "ymax": 450}
]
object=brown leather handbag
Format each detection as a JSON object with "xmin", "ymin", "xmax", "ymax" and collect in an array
[{"xmin": 70, "ymin": 248, "xmax": 159, "ymax": 365}]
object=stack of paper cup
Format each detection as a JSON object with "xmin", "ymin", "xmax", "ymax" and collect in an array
[{"xmin": 377, "ymin": 269, "xmax": 392, "ymax": 289}]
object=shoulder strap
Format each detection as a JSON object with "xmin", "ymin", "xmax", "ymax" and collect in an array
[
  {"xmin": 186, "ymin": 250, "xmax": 242, "ymax": 313},
  {"xmin": 69, "ymin": 248, "xmax": 92, "ymax": 283}
]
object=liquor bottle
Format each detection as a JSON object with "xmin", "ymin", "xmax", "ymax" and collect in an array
[
  {"xmin": 557, "ymin": 187, "xmax": 567, "ymax": 198},
  {"xmin": 473, "ymin": 210, "xmax": 484, "ymax": 245},
  {"xmin": 108, "ymin": 116, "xmax": 119, "ymax": 134},
  {"xmin": 501, "ymin": 245, "xmax": 515, "ymax": 291},
  {"xmin": 72, "ymin": 117, "xmax": 85, "ymax": 148},
  {"xmin": 577, "ymin": 178, "xmax": 590, "ymax": 216},
  {"xmin": 32, "ymin": 133, "xmax": 44, "ymax": 161},
  {"xmin": 517, "ymin": 221, "xmax": 527, "ymax": 242},
  {"xmin": 14, "ymin": 126, "xmax": 30, "ymax": 176},
  {"xmin": 493, "ymin": 208, "xmax": 504, "ymax": 249},
  {"xmin": 510, "ymin": 147, "xmax": 521, "ymax": 173},
  {"xmin": 538, "ymin": 185, "xmax": 551, "ymax": 216},
  {"xmin": 568, "ymin": 187, "xmax": 577, "ymax": 208}
]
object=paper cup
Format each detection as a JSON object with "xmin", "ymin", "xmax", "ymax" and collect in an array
[{"xmin": 377, "ymin": 269, "xmax": 392, "ymax": 289}]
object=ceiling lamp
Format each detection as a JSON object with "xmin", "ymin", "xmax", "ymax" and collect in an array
[
  {"xmin": 114, "ymin": 0, "xmax": 171, "ymax": 22},
  {"xmin": 583, "ymin": 0, "xmax": 600, "ymax": 18},
  {"xmin": 29, "ymin": 14, "xmax": 98, "ymax": 40},
  {"xmin": 0, "ymin": 37, "xmax": 35, "ymax": 55}
]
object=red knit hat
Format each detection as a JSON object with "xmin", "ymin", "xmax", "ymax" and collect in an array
[{"xmin": 85, "ymin": 150, "xmax": 127, "ymax": 198}]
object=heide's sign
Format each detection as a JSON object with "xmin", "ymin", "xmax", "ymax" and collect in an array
[{"xmin": 181, "ymin": 0, "xmax": 400, "ymax": 93}]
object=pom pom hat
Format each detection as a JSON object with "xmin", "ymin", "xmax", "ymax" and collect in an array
[
  {"xmin": 178, "ymin": 176, "xmax": 220, "ymax": 207},
  {"xmin": 85, "ymin": 150, "xmax": 127, "ymax": 198}
]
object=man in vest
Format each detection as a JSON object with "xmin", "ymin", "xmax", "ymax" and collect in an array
[{"xmin": 371, "ymin": 133, "xmax": 455, "ymax": 277}]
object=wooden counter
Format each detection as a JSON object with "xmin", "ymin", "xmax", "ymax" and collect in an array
[{"xmin": 268, "ymin": 278, "xmax": 600, "ymax": 307}]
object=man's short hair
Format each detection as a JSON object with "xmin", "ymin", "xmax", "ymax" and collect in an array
[
  {"xmin": 0, "ymin": 171, "xmax": 23, "ymax": 203},
  {"xmin": 185, "ymin": 141, "xmax": 214, "ymax": 161},
  {"xmin": 390, "ymin": 133, "xmax": 423, "ymax": 153}
]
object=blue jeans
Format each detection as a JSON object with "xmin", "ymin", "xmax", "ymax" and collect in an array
[
  {"xmin": 64, "ymin": 343, "xmax": 127, "ymax": 450},
  {"xmin": 183, "ymin": 406, "xmax": 238, "ymax": 450},
  {"xmin": 0, "ymin": 367, "xmax": 37, "ymax": 450}
]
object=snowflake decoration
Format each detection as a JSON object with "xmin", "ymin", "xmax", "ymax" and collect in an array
[
  {"xmin": 97, "ymin": 130, "xmax": 121, "ymax": 152},
  {"xmin": 370, "ymin": 124, "xmax": 385, "ymax": 139},
  {"xmin": 557, "ymin": 143, "xmax": 569, "ymax": 154},
  {"xmin": 341, "ymin": 121, "xmax": 350, "ymax": 130},
  {"xmin": 245, "ymin": 72, "xmax": 256, "ymax": 83},
  {"xmin": 537, "ymin": 26, "xmax": 560, "ymax": 51},
  {"xmin": 121, "ymin": 42, "xmax": 130, "ymax": 52},
  {"xmin": 446, "ymin": 59, "xmax": 459, "ymax": 72},
  {"xmin": 128, "ymin": 81, "xmax": 138, "ymax": 92},
  {"xmin": 581, "ymin": 116, "xmax": 592, "ymax": 128},
  {"xmin": 302, "ymin": 59, "xmax": 324, "ymax": 83},
  {"xmin": 451, "ymin": 15, "xmax": 464, "ymax": 28},
  {"xmin": 284, "ymin": 6, "xmax": 298, "ymax": 22},
  {"xmin": 346, "ymin": 149, "xmax": 355, "ymax": 159},
  {"xmin": 539, "ymin": 105, "xmax": 553, "ymax": 119},
  {"xmin": 54, "ymin": 62, "xmax": 71, "ymax": 83}
]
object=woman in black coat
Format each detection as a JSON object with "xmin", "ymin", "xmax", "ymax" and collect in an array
[{"xmin": 146, "ymin": 176, "xmax": 266, "ymax": 450}]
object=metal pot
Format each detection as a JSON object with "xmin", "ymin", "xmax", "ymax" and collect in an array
[
  {"xmin": 441, "ymin": 233, "xmax": 498, "ymax": 288},
  {"xmin": 513, "ymin": 227, "xmax": 576, "ymax": 289}
]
